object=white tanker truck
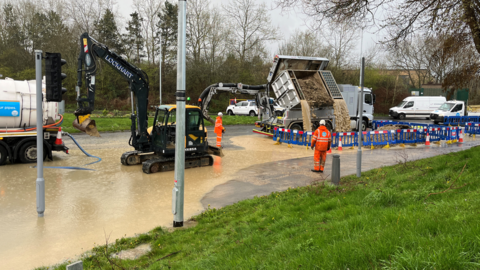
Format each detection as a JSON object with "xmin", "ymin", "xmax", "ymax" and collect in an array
[{"xmin": 0, "ymin": 78, "xmax": 68, "ymax": 165}]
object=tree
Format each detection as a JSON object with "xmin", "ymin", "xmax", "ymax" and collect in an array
[
  {"xmin": 222, "ymin": 0, "xmax": 278, "ymax": 63},
  {"xmin": 278, "ymin": 30, "xmax": 330, "ymax": 58},
  {"xmin": 386, "ymin": 35, "xmax": 432, "ymax": 88},
  {"xmin": 94, "ymin": 9, "xmax": 122, "ymax": 53},
  {"xmin": 157, "ymin": 1, "xmax": 177, "ymax": 67},
  {"xmin": 275, "ymin": 0, "xmax": 480, "ymax": 58},
  {"xmin": 133, "ymin": 0, "xmax": 163, "ymax": 64},
  {"xmin": 276, "ymin": 0, "xmax": 480, "ymax": 90},
  {"xmin": 124, "ymin": 12, "xmax": 144, "ymax": 64}
]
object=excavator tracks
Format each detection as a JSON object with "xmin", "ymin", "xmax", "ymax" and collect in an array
[{"xmin": 142, "ymin": 154, "xmax": 214, "ymax": 174}]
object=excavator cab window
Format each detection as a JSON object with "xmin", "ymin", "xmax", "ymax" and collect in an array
[
  {"xmin": 155, "ymin": 109, "xmax": 167, "ymax": 126},
  {"xmin": 167, "ymin": 110, "xmax": 177, "ymax": 125},
  {"xmin": 187, "ymin": 110, "xmax": 202, "ymax": 131}
]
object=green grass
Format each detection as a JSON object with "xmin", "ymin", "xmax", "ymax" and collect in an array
[
  {"xmin": 60, "ymin": 114, "xmax": 257, "ymax": 134},
  {"xmin": 43, "ymin": 147, "xmax": 480, "ymax": 269}
]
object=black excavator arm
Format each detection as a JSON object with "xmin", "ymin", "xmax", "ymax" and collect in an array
[
  {"xmin": 74, "ymin": 32, "xmax": 150, "ymax": 151},
  {"xmin": 197, "ymin": 83, "xmax": 271, "ymax": 124}
]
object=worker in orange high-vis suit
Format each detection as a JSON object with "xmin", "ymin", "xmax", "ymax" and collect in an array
[
  {"xmin": 214, "ymin": 112, "xmax": 225, "ymax": 148},
  {"xmin": 310, "ymin": 120, "xmax": 331, "ymax": 173}
]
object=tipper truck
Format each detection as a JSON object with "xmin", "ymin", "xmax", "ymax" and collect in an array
[
  {"xmin": 255, "ymin": 55, "xmax": 349, "ymax": 134},
  {"xmin": 198, "ymin": 55, "xmax": 368, "ymax": 135},
  {"xmin": 0, "ymin": 78, "xmax": 68, "ymax": 165}
]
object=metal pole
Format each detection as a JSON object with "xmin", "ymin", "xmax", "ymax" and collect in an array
[
  {"xmin": 173, "ymin": 0, "xmax": 186, "ymax": 227},
  {"xmin": 35, "ymin": 50, "xmax": 45, "ymax": 217},
  {"xmin": 356, "ymin": 57, "xmax": 365, "ymax": 177},
  {"xmin": 159, "ymin": 31, "xmax": 162, "ymax": 105}
]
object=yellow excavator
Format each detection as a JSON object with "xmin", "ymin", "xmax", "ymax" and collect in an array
[{"xmin": 74, "ymin": 32, "xmax": 222, "ymax": 173}]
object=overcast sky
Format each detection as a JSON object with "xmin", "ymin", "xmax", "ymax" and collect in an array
[{"xmin": 115, "ymin": 0, "xmax": 380, "ymax": 61}]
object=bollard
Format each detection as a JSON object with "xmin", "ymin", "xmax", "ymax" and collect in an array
[
  {"xmin": 331, "ymin": 154, "xmax": 340, "ymax": 186},
  {"xmin": 66, "ymin": 261, "xmax": 83, "ymax": 270}
]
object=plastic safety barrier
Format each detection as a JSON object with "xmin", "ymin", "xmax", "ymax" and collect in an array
[
  {"xmin": 364, "ymin": 130, "xmax": 391, "ymax": 146},
  {"xmin": 272, "ymin": 121, "xmax": 472, "ymax": 150},
  {"xmin": 272, "ymin": 127, "xmax": 293, "ymax": 144},
  {"xmin": 398, "ymin": 129, "xmax": 417, "ymax": 144},
  {"xmin": 427, "ymin": 127, "xmax": 442, "ymax": 142},
  {"xmin": 465, "ymin": 123, "xmax": 480, "ymax": 135},
  {"xmin": 443, "ymin": 116, "xmax": 480, "ymax": 125},
  {"xmin": 338, "ymin": 132, "xmax": 358, "ymax": 147}
]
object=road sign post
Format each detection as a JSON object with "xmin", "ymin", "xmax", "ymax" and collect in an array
[
  {"xmin": 35, "ymin": 50, "xmax": 45, "ymax": 217},
  {"xmin": 356, "ymin": 57, "xmax": 365, "ymax": 178}
]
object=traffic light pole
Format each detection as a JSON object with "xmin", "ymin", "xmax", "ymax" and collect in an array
[
  {"xmin": 173, "ymin": 0, "xmax": 186, "ymax": 227},
  {"xmin": 35, "ymin": 50, "xmax": 45, "ymax": 217}
]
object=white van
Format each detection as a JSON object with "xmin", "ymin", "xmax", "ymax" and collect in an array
[
  {"xmin": 429, "ymin": 100, "xmax": 480, "ymax": 124},
  {"xmin": 389, "ymin": 96, "xmax": 446, "ymax": 120}
]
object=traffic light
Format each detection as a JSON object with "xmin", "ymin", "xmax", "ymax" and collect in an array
[{"xmin": 45, "ymin": 52, "xmax": 67, "ymax": 102}]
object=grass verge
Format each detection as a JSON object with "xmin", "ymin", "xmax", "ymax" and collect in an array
[
  {"xmin": 60, "ymin": 114, "xmax": 257, "ymax": 134},
  {"xmin": 42, "ymin": 147, "xmax": 480, "ymax": 269}
]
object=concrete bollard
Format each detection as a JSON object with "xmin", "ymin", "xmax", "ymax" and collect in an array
[
  {"xmin": 331, "ymin": 154, "xmax": 340, "ymax": 186},
  {"xmin": 66, "ymin": 261, "xmax": 83, "ymax": 270}
]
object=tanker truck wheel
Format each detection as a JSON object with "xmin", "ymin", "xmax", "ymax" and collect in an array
[
  {"xmin": 18, "ymin": 141, "xmax": 46, "ymax": 163},
  {"xmin": 0, "ymin": 145, "xmax": 7, "ymax": 165}
]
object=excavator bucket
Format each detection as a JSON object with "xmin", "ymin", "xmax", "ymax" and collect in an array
[
  {"xmin": 73, "ymin": 115, "xmax": 101, "ymax": 137},
  {"xmin": 207, "ymin": 145, "xmax": 224, "ymax": 157}
]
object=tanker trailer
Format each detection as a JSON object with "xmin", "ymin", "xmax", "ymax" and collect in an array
[{"xmin": 0, "ymin": 77, "xmax": 68, "ymax": 165}]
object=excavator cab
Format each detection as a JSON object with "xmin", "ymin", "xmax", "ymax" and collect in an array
[{"xmin": 150, "ymin": 105, "xmax": 222, "ymax": 157}]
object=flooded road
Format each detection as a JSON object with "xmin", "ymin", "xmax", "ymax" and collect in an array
[{"xmin": 0, "ymin": 127, "xmax": 312, "ymax": 269}]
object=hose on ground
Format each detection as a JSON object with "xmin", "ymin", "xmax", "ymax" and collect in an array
[
  {"xmin": 63, "ymin": 132, "xmax": 102, "ymax": 165},
  {"xmin": 41, "ymin": 132, "xmax": 102, "ymax": 170}
]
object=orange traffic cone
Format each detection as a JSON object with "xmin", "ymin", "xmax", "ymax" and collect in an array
[
  {"xmin": 327, "ymin": 147, "xmax": 332, "ymax": 154},
  {"xmin": 55, "ymin": 127, "xmax": 63, "ymax": 145},
  {"xmin": 459, "ymin": 129, "xmax": 464, "ymax": 144},
  {"xmin": 338, "ymin": 139, "xmax": 343, "ymax": 151},
  {"xmin": 425, "ymin": 133, "xmax": 431, "ymax": 146}
]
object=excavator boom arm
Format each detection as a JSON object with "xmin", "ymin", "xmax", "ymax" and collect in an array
[
  {"xmin": 198, "ymin": 83, "xmax": 267, "ymax": 124},
  {"xmin": 74, "ymin": 33, "xmax": 150, "ymax": 150}
]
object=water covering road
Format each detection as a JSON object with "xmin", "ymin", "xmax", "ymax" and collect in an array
[{"xmin": 0, "ymin": 125, "xmax": 312, "ymax": 269}]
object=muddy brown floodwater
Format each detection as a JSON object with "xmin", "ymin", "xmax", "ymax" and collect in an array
[{"xmin": 0, "ymin": 134, "xmax": 312, "ymax": 269}]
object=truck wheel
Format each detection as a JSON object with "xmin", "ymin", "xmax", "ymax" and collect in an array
[
  {"xmin": 249, "ymin": 111, "xmax": 256, "ymax": 117},
  {"xmin": 398, "ymin": 114, "xmax": 406, "ymax": 120},
  {"xmin": 361, "ymin": 120, "xmax": 367, "ymax": 131},
  {"xmin": 434, "ymin": 121, "xmax": 439, "ymax": 125},
  {"xmin": 326, "ymin": 121, "xmax": 333, "ymax": 132},
  {"xmin": 18, "ymin": 141, "xmax": 46, "ymax": 163},
  {"xmin": 0, "ymin": 145, "xmax": 7, "ymax": 165},
  {"xmin": 227, "ymin": 110, "xmax": 234, "ymax": 115},
  {"xmin": 290, "ymin": 123, "xmax": 303, "ymax": 131}
]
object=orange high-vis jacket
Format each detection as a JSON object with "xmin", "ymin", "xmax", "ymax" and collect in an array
[
  {"xmin": 214, "ymin": 116, "xmax": 225, "ymax": 134},
  {"xmin": 311, "ymin": 125, "xmax": 331, "ymax": 151}
]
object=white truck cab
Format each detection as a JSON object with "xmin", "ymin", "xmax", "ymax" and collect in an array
[
  {"xmin": 389, "ymin": 96, "xmax": 446, "ymax": 120},
  {"xmin": 338, "ymin": 84, "xmax": 375, "ymax": 130},
  {"xmin": 429, "ymin": 100, "xmax": 480, "ymax": 124}
]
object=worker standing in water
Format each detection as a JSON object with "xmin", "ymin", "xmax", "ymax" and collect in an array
[
  {"xmin": 310, "ymin": 120, "xmax": 331, "ymax": 173},
  {"xmin": 214, "ymin": 112, "xmax": 225, "ymax": 148}
]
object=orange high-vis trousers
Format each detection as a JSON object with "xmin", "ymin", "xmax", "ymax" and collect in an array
[
  {"xmin": 216, "ymin": 132, "xmax": 222, "ymax": 147},
  {"xmin": 314, "ymin": 150, "xmax": 327, "ymax": 171}
]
